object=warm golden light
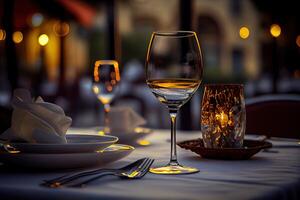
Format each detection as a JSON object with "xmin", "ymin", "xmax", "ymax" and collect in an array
[
  {"xmin": 201, "ymin": 84, "xmax": 245, "ymax": 148},
  {"xmin": 97, "ymin": 130, "xmax": 105, "ymax": 136},
  {"xmin": 137, "ymin": 139, "xmax": 151, "ymax": 146},
  {"xmin": 94, "ymin": 60, "xmax": 120, "ymax": 82},
  {"xmin": 215, "ymin": 111, "xmax": 229, "ymax": 128},
  {"xmin": 38, "ymin": 34, "xmax": 49, "ymax": 46},
  {"xmin": 239, "ymin": 26, "xmax": 250, "ymax": 39},
  {"xmin": 270, "ymin": 24, "xmax": 281, "ymax": 38},
  {"xmin": 13, "ymin": 31, "xmax": 23, "ymax": 44},
  {"xmin": 92, "ymin": 85, "xmax": 100, "ymax": 94},
  {"xmin": 53, "ymin": 21, "xmax": 70, "ymax": 37},
  {"xmin": 296, "ymin": 35, "xmax": 300, "ymax": 48},
  {"xmin": 0, "ymin": 29, "xmax": 6, "ymax": 40}
]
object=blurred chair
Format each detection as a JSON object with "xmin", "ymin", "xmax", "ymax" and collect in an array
[
  {"xmin": 246, "ymin": 94, "xmax": 300, "ymax": 138},
  {"xmin": 0, "ymin": 106, "xmax": 12, "ymax": 134}
]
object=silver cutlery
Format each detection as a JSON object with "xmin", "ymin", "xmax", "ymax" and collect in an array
[
  {"xmin": 43, "ymin": 158, "xmax": 147, "ymax": 186},
  {"xmin": 68, "ymin": 157, "xmax": 154, "ymax": 188},
  {"xmin": 42, "ymin": 157, "xmax": 154, "ymax": 188}
]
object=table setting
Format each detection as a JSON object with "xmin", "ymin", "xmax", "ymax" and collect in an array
[
  {"xmin": 0, "ymin": 88, "xmax": 136, "ymax": 170},
  {"xmin": 0, "ymin": 31, "xmax": 299, "ymax": 200}
]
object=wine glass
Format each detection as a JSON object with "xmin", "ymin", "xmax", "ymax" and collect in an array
[
  {"xmin": 92, "ymin": 60, "xmax": 120, "ymax": 134},
  {"xmin": 145, "ymin": 31, "xmax": 203, "ymax": 174}
]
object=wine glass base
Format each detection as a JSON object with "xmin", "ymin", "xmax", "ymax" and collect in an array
[{"xmin": 149, "ymin": 164, "xmax": 199, "ymax": 175}]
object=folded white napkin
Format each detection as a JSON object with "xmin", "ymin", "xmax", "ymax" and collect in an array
[
  {"xmin": 0, "ymin": 89, "xmax": 72, "ymax": 143},
  {"xmin": 108, "ymin": 106, "xmax": 146, "ymax": 133}
]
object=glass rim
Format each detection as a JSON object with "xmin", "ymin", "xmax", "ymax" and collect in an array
[{"xmin": 153, "ymin": 31, "xmax": 196, "ymax": 38}]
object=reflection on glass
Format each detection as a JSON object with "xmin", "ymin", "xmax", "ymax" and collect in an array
[
  {"xmin": 145, "ymin": 31, "xmax": 203, "ymax": 174},
  {"xmin": 201, "ymin": 84, "xmax": 246, "ymax": 148},
  {"xmin": 92, "ymin": 60, "xmax": 120, "ymax": 134}
]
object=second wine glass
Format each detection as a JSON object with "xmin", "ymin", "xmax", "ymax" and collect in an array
[
  {"xmin": 92, "ymin": 60, "xmax": 120, "ymax": 134},
  {"xmin": 145, "ymin": 31, "xmax": 203, "ymax": 174}
]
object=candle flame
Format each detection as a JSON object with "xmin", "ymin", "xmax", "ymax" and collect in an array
[{"xmin": 215, "ymin": 111, "xmax": 228, "ymax": 128}]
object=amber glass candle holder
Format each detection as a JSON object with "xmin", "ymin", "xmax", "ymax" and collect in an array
[{"xmin": 201, "ymin": 84, "xmax": 246, "ymax": 148}]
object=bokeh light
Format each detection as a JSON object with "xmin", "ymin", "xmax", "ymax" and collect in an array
[
  {"xmin": 137, "ymin": 139, "xmax": 151, "ymax": 146},
  {"xmin": 31, "ymin": 13, "xmax": 44, "ymax": 27},
  {"xmin": 38, "ymin": 34, "xmax": 49, "ymax": 46},
  {"xmin": 13, "ymin": 31, "xmax": 23, "ymax": 44},
  {"xmin": 296, "ymin": 35, "xmax": 300, "ymax": 48},
  {"xmin": 239, "ymin": 26, "xmax": 250, "ymax": 39},
  {"xmin": 53, "ymin": 21, "xmax": 70, "ymax": 37},
  {"xmin": 0, "ymin": 29, "xmax": 6, "ymax": 41},
  {"xmin": 270, "ymin": 24, "xmax": 281, "ymax": 38},
  {"xmin": 97, "ymin": 131, "xmax": 105, "ymax": 136}
]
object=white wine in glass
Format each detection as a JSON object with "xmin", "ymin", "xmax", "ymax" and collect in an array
[
  {"xmin": 92, "ymin": 60, "xmax": 120, "ymax": 134},
  {"xmin": 146, "ymin": 31, "xmax": 203, "ymax": 174}
]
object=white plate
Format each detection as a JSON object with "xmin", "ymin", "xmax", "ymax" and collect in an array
[
  {"xmin": 0, "ymin": 144, "xmax": 134, "ymax": 169},
  {"xmin": 6, "ymin": 134, "xmax": 118, "ymax": 154}
]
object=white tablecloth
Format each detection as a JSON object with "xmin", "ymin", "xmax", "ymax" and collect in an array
[{"xmin": 0, "ymin": 129, "xmax": 299, "ymax": 200}]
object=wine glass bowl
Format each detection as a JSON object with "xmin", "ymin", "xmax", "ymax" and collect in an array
[
  {"xmin": 145, "ymin": 31, "xmax": 203, "ymax": 174},
  {"xmin": 92, "ymin": 60, "xmax": 120, "ymax": 134}
]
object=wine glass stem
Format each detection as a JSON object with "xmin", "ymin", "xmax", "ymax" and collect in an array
[
  {"xmin": 104, "ymin": 103, "xmax": 111, "ymax": 134},
  {"xmin": 169, "ymin": 109, "xmax": 179, "ymax": 166}
]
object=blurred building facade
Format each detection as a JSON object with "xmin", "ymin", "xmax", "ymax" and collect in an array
[{"xmin": 0, "ymin": 0, "xmax": 299, "ymax": 130}]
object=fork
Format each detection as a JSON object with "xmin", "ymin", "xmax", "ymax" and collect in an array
[
  {"xmin": 42, "ymin": 158, "xmax": 153, "ymax": 188},
  {"xmin": 42, "ymin": 158, "xmax": 147, "ymax": 186},
  {"xmin": 68, "ymin": 158, "xmax": 154, "ymax": 188}
]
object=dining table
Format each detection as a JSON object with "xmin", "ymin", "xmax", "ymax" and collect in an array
[{"xmin": 0, "ymin": 128, "xmax": 299, "ymax": 200}]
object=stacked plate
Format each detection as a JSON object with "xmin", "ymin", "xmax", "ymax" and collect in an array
[
  {"xmin": 92, "ymin": 127, "xmax": 153, "ymax": 146},
  {"xmin": 0, "ymin": 134, "xmax": 134, "ymax": 169}
]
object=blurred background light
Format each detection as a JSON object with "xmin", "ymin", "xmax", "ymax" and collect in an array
[
  {"xmin": 239, "ymin": 26, "xmax": 250, "ymax": 39},
  {"xmin": 31, "ymin": 13, "xmax": 44, "ymax": 27},
  {"xmin": 137, "ymin": 139, "xmax": 151, "ymax": 146},
  {"xmin": 0, "ymin": 29, "xmax": 6, "ymax": 40},
  {"xmin": 12, "ymin": 31, "xmax": 23, "ymax": 44},
  {"xmin": 53, "ymin": 21, "xmax": 70, "ymax": 37},
  {"xmin": 38, "ymin": 34, "xmax": 49, "ymax": 46},
  {"xmin": 296, "ymin": 35, "xmax": 300, "ymax": 48},
  {"xmin": 270, "ymin": 24, "xmax": 281, "ymax": 38},
  {"xmin": 0, "ymin": 0, "xmax": 299, "ymax": 130}
]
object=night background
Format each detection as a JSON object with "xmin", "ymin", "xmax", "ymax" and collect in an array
[{"xmin": 0, "ymin": 0, "xmax": 299, "ymax": 132}]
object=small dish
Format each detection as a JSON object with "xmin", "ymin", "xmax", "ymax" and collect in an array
[
  {"xmin": 68, "ymin": 127, "xmax": 152, "ymax": 146},
  {"xmin": 177, "ymin": 139, "xmax": 272, "ymax": 160},
  {"xmin": 111, "ymin": 127, "xmax": 152, "ymax": 145},
  {"xmin": 4, "ymin": 134, "xmax": 118, "ymax": 154}
]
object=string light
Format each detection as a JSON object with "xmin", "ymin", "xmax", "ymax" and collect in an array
[
  {"xmin": 270, "ymin": 24, "xmax": 281, "ymax": 38},
  {"xmin": 239, "ymin": 26, "xmax": 250, "ymax": 39},
  {"xmin": 13, "ymin": 31, "xmax": 23, "ymax": 44},
  {"xmin": 38, "ymin": 34, "xmax": 49, "ymax": 46},
  {"xmin": 0, "ymin": 29, "xmax": 6, "ymax": 40}
]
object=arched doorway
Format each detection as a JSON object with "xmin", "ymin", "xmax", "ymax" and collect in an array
[{"xmin": 197, "ymin": 16, "xmax": 222, "ymax": 71}]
